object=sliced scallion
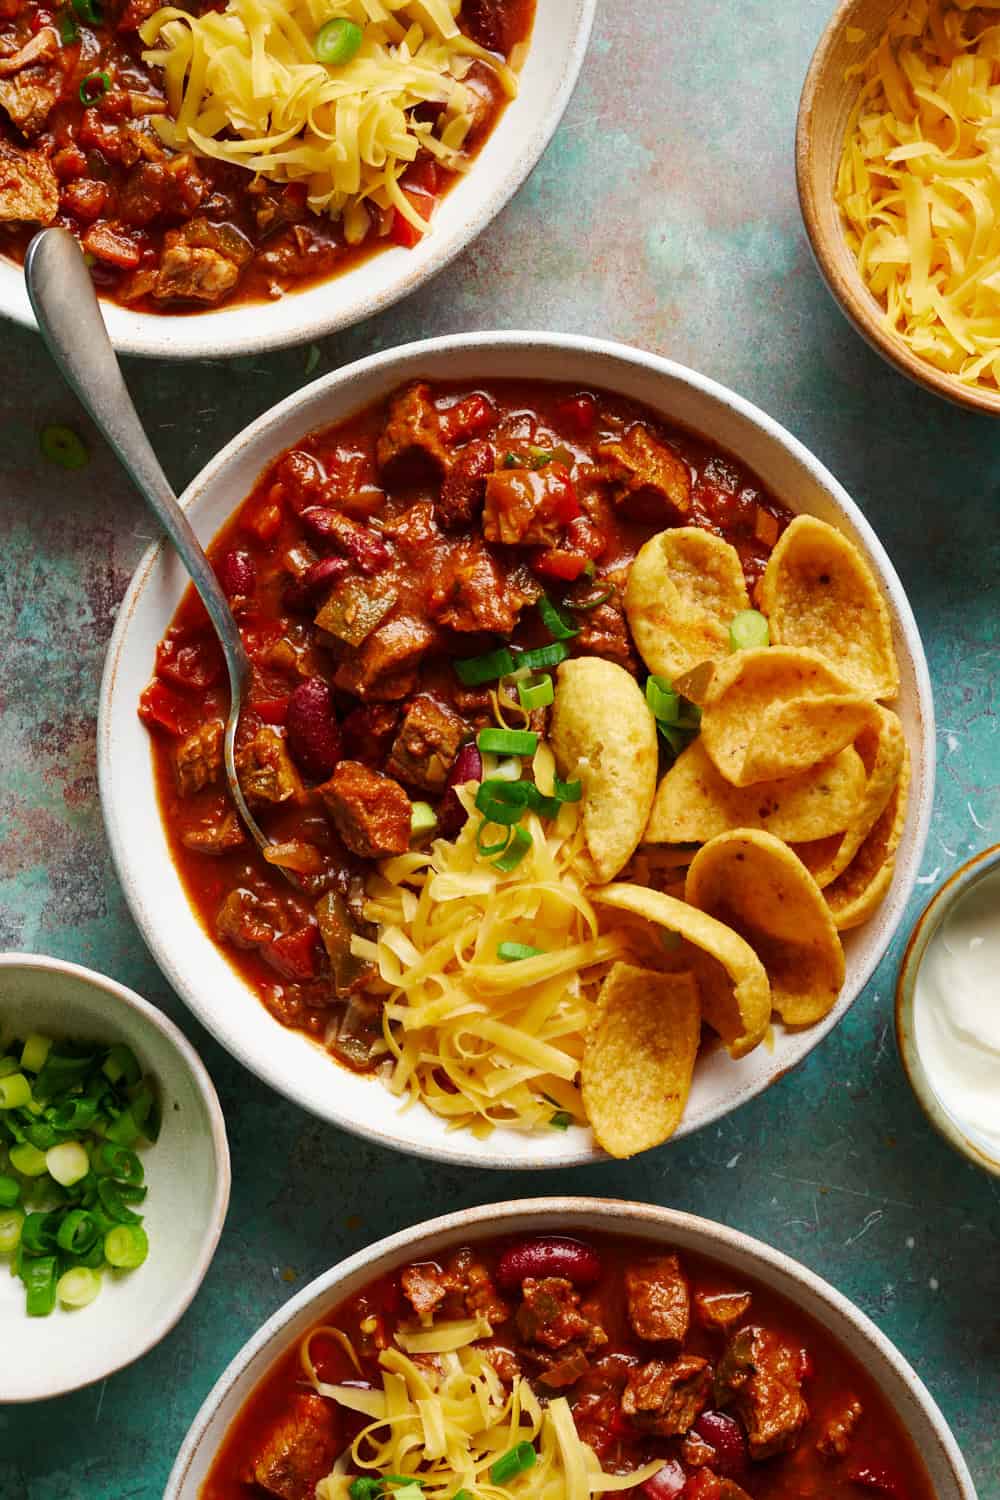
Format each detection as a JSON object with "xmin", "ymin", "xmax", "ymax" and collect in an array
[
  {"xmin": 409, "ymin": 801, "xmax": 438, "ymax": 838},
  {"xmin": 46, "ymin": 1141, "xmax": 89, "ymax": 1187},
  {"xmin": 497, "ymin": 942, "xmax": 545, "ymax": 962},
  {"xmin": 454, "ymin": 646, "xmax": 515, "ymax": 686},
  {"xmin": 490, "ymin": 1441, "xmax": 537, "ymax": 1485},
  {"xmin": 517, "ymin": 675, "xmax": 554, "ymax": 711},
  {"xmin": 314, "ymin": 16, "xmax": 363, "ymax": 64},
  {"xmin": 493, "ymin": 825, "xmax": 532, "ymax": 872},
  {"xmin": 20, "ymin": 1034, "xmax": 52, "ymax": 1074},
  {"xmin": 729, "ymin": 609, "xmax": 770, "ymax": 652},
  {"xmin": 516, "ymin": 641, "xmax": 570, "ymax": 672},
  {"xmin": 0, "ymin": 1208, "xmax": 24, "ymax": 1254},
  {"xmin": 22, "ymin": 1255, "xmax": 57, "ymax": 1317},
  {"xmin": 537, "ymin": 594, "xmax": 579, "ymax": 641},
  {"xmin": 9, "ymin": 1142, "xmax": 48, "ymax": 1177},
  {"xmin": 57, "ymin": 1266, "xmax": 102, "ymax": 1309},
  {"xmin": 104, "ymin": 1223, "xmax": 149, "ymax": 1269},
  {"xmin": 476, "ymin": 728, "xmax": 538, "ymax": 757}
]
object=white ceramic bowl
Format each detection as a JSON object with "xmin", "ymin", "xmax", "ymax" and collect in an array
[
  {"xmin": 99, "ymin": 332, "xmax": 935, "ymax": 1169},
  {"xmin": 0, "ymin": 4, "xmax": 594, "ymax": 360},
  {"xmin": 164, "ymin": 1197, "xmax": 975, "ymax": 1500},
  {"xmin": 0, "ymin": 952, "xmax": 230, "ymax": 1402}
]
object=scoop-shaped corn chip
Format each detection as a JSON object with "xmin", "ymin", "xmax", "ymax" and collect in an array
[
  {"xmin": 759, "ymin": 515, "xmax": 900, "ymax": 701},
  {"xmin": 793, "ymin": 707, "xmax": 906, "ymax": 888},
  {"xmin": 594, "ymin": 882, "xmax": 771, "ymax": 1059},
  {"xmin": 624, "ymin": 527, "xmax": 750, "ymax": 682},
  {"xmin": 685, "ymin": 829, "xmax": 845, "ymax": 1026},
  {"xmin": 824, "ymin": 746, "xmax": 910, "ymax": 930},
  {"xmin": 550, "ymin": 658, "xmax": 657, "ymax": 883},
  {"xmin": 700, "ymin": 647, "xmax": 879, "ymax": 787},
  {"xmin": 583, "ymin": 962, "xmax": 701, "ymax": 1158},
  {"xmin": 646, "ymin": 739, "xmax": 866, "ymax": 845}
]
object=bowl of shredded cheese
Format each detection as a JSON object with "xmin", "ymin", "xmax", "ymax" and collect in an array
[{"xmin": 798, "ymin": 0, "xmax": 1000, "ymax": 412}]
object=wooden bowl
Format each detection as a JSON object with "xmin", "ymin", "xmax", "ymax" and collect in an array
[{"xmin": 796, "ymin": 0, "xmax": 1000, "ymax": 415}]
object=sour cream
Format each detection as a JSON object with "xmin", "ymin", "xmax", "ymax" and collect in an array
[{"xmin": 913, "ymin": 865, "xmax": 1000, "ymax": 1160}]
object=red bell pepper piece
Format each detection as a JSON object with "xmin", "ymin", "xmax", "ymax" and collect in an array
[
  {"xmin": 556, "ymin": 392, "xmax": 598, "ymax": 437},
  {"xmin": 262, "ymin": 925, "xmax": 321, "ymax": 982},
  {"xmin": 390, "ymin": 186, "xmax": 434, "ymax": 248},
  {"xmin": 137, "ymin": 680, "xmax": 197, "ymax": 737},
  {"xmin": 155, "ymin": 632, "xmax": 224, "ymax": 692},
  {"xmin": 242, "ymin": 500, "xmax": 283, "ymax": 544},
  {"xmin": 439, "ymin": 394, "xmax": 495, "ymax": 444},
  {"xmin": 252, "ymin": 695, "xmax": 291, "ymax": 726},
  {"xmin": 532, "ymin": 548, "xmax": 591, "ymax": 582}
]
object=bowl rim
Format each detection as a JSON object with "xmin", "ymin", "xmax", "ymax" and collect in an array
[
  {"xmin": 795, "ymin": 0, "xmax": 1000, "ymax": 416},
  {"xmin": 163, "ymin": 1195, "xmax": 977, "ymax": 1500},
  {"xmin": 895, "ymin": 842, "xmax": 1000, "ymax": 1179},
  {"xmin": 0, "ymin": 0, "xmax": 596, "ymax": 361},
  {"xmin": 98, "ymin": 328, "xmax": 936, "ymax": 1169},
  {"xmin": 0, "ymin": 949, "xmax": 232, "ymax": 1401}
]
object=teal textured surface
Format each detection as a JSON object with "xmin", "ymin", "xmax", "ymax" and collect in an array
[{"xmin": 1, "ymin": 1, "xmax": 998, "ymax": 1494}]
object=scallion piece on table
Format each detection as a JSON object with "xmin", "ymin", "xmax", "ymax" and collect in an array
[
  {"xmin": 729, "ymin": 608, "xmax": 770, "ymax": 652},
  {"xmin": 490, "ymin": 1441, "xmax": 537, "ymax": 1485},
  {"xmin": 517, "ymin": 675, "xmax": 554, "ymax": 711},
  {"xmin": 537, "ymin": 594, "xmax": 580, "ymax": 641},
  {"xmin": 0, "ymin": 1073, "xmax": 31, "ymax": 1110},
  {"xmin": 22, "ymin": 1255, "xmax": 58, "ymax": 1317},
  {"xmin": 410, "ymin": 801, "xmax": 438, "ymax": 837},
  {"xmin": 493, "ymin": 825, "xmax": 532, "ymax": 872},
  {"xmin": 0, "ymin": 1209, "xmax": 24, "ymax": 1254},
  {"xmin": 497, "ymin": 942, "xmax": 545, "ymax": 962},
  {"xmin": 104, "ymin": 1223, "xmax": 149, "ymax": 1269},
  {"xmin": 57, "ymin": 1266, "xmax": 102, "ymax": 1309},
  {"xmin": 476, "ymin": 728, "xmax": 538, "ymax": 757},
  {"xmin": 20, "ymin": 1034, "xmax": 52, "ymax": 1074},
  {"xmin": 454, "ymin": 646, "xmax": 515, "ymax": 686},
  {"xmin": 516, "ymin": 641, "xmax": 570, "ymax": 672},
  {"xmin": 9, "ymin": 1142, "xmax": 48, "ymax": 1177},
  {"xmin": 314, "ymin": 16, "xmax": 363, "ymax": 64}
]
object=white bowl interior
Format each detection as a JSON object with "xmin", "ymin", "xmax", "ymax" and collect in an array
[
  {"xmin": 165, "ymin": 1199, "xmax": 973, "ymax": 1500},
  {"xmin": 0, "ymin": 3, "xmax": 593, "ymax": 359},
  {"xmin": 0, "ymin": 954, "xmax": 230, "ymax": 1402},
  {"xmin": 99, "ymin": 333, "xmax": 935, "ymax": 1169}
]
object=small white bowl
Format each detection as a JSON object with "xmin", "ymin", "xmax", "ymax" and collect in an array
[
  {"xmin": 0, "ymin": 2, "xmax": 594, "ymax": 360},
  {"xmin": 99, "ymin": 331, "xmax": 935, "ymax": 1170},
  {"xmin": 0, "ymin": 952, "xmax": 230, "ymax": 1402},
  {"xmin": 165, "ymin": 1197, "xmax": 975, "ymax": 1500}
]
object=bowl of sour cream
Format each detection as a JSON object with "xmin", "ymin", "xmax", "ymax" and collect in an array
[{"xmin": 897, "ymin": 844, "xmax": 1000, "ymax": 1177}]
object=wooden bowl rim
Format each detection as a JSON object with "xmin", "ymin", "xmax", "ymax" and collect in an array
[{"xmin": 796, "ymin": 0, "xmax": 1000, "ymax": 417}]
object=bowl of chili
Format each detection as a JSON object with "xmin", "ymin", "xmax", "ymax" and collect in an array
[
  {"xmin": 163, "ymin": 1197, "xmax": 975, "ymax": 1500},
  {"xmin": 98, "ymin": 331, "xmax": 935, "ymax": 1168},
  {"xmin": 0, "ymin": 951, "xmax": 230, "ymax": 1401},
  {"xmin": 0, "ymin": 0, "xmax": 594, "ymax": 358}
]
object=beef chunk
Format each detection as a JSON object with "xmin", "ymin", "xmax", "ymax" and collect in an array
[
  {"xmin": 237, "ymin": 727, "xmax": 303, "ymax": 806},
  {"xmin": 573, "ymin": 599, "xmax": 637, "ymax": 674},
  {"xmin": 181, "ymin": 811, "xmax": 245, "ymax": 855},
  {"xmin": 0, "ymin": 138, "xmax": 56, "ymax": 222},
  {"xmin": 598, "ymin": 424, "xmax": 691, "ymax": 519},
  {"xmin": 626, "ymin": 1255, "xmax": 691, "ymax": 1343},
  {"xmin": 483, "ymin": 464, "xmax": 575, "ymax": 546},
  {"xmin": 817, "ymin": 1397, "xmax": 863, "ymax": 1459},
  {"xmin": 377, "ymin": 382, "xmax": 449, "ymax": 481},
  {"xmin": 516, "ymin": 1277, "xmax": 607, "ymax": 1352},
  {"xmin": 386, "ymin": 694, "xmax": 466, "ymax": 792},
  {"xmin": 695, "ymin": 1289, "xmax": 752, "ymax": 1332},
  {"xmin": 0, "ymin": 28, "xmax": 58, "ymax": 74},
  {"xmin": 340, "ymin": 703, "xmax": 400, "ymax": 766},
  {"xmin": 440, "ymin": 1246, "xmax": 509, "ymax": 1326},
  {"xmin": 0, "ymin": 61, "xmax": 59, "ymax": 138},
  {"xmin": 427, "ymin": 540, "xmax": 523, "ymax": 634},
  {"xmin": 173, "ymin": 720, "xmax": 223, "ymax": 796},
  {"xmin": 332, "ymin": 615, "xmax": 436, "ymax": 701},
  {"xmin": 243, "ymin": 1392, "xmax": 339, "ymax": 1500},
  {"xmin": 438, "ymin": 440, "xmax": 494, "ymax": 529},
  {"xmin": 216, "ymin": 888, "xmax": 284, "ymax": 949},
  {"xmin": 401, "ymin": 1262, "xmax": 448, "ymax": 1319},
  {"xmin": 622, "ymin": 1355, "xmax": 713, "ymax": 1436},
  {"xmin": 318, "ymin": 760, "xmax": 411, "ymax": 858},
  {"xmin": 715, "ymin": 1326, "xmax": 808, "ymax": 1460},
  {"xmin": 154, "ymin": 218, "xmax": 251, "ymax": 303}
]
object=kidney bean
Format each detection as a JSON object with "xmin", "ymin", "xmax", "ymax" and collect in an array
[
  {"xmin": 437, "ymin": 742, "xmax": 483, "ymax": 836},
  {"xmin": 495, "ymin": 1235, "xmax": 602, "ymax": 1290},
  {"xmin": 847, "ymin": 1465, "xmax": 908, "ymax": 1500},
  {"xmin": 283, "ymin": 555, "xmax": 349, "ymax": 612},
  {"xmin": 692, "ymin": 1411, "xmax": 748, "ymax": 1478},
  {"xmin": 286, "ymin": 677, "xmax": 340, "ymax": 781},
  {"xmin": 217, "ymin": 548, "xmax": 256, "ymax": 597},
  {"xmin": 640, "ymin": 1459, "xmax": 687, "ymax": 1500},
  {"xmin": 300, "ymin": 507, "xmax": 390, "ymax": 574}
]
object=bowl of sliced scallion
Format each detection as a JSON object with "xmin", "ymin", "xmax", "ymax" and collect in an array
[{"xmin": 0, "ymin": 952, "xmax": 229, "ymax": 1401}]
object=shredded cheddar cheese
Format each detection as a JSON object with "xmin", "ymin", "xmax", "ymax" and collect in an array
[
  {"xmin": 836, "ymin": 0, "xmax": 1000, "ymax": 387},
  {"xmin": 359, "ymin": 743, "xmax": 629, "ymax": 1136},
  {"xmin": 139, "ymin": 0, "xmax": 518, "ymax": 235},
  {"xmin": 308, "ymin": 1320, "xmax": 664, "ymax": 1500}
]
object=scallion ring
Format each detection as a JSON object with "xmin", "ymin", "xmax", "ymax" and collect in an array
[
  {"xmin": 729, "ymin": 608, "xmax": 770, "ymax": 652},
  {"xmin": 476, "ymin": 727, "xmax": 539, "ymax": 757},
  {"xmin": 493, "ymin": 825, "xmax": 532, "ymax": 872},
  {"xmin": 537, "ymin": 593, "xmax": 579, "ymax": 640},
  {"xmin": 314, "ymin": 16, "xmax": 363, "ymax": 64},
  {"xmin": 454, "ymin": 645, "xmax": 516, "ymax": 686},
  {"xmin": 515, "ymin": 641, "xmax": 570, "ymax": 672},
  {"xmin": 517, "ymin": 675, "xmax": 554, "ymax": 711},
  {"xmin": 497, "ymin": 942, "xmax": 544, "ymax": 962},
  {"xmin": 78, "ymin": 69, "xmax": 111, "ymax": 105},
  {"xmin": 476, "ymin": 820, "xmax": 514, "ymax": 857}
]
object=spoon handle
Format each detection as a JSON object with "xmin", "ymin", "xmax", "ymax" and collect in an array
[{"xmin": 24, "ymin": 227, "xmax": 248, "ymax": 685}]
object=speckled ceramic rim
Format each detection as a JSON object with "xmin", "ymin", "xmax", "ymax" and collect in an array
[
  {"xmin": 162, "ymin": 1197, "xmax": 977, "ymax": 1500},
  {"xmin": 98, "ymin": 331, "xmax": 935, "ymax": 1170},
  {"xmin": 0, "ymin": 951, "xmax": 232, "ymax": 1401},
  {"xmin": 0, "ymin": 1, "xmax": 595, "ymax": 360},
  {"xmin": 896, "ymin": 843, "xmax": 1000, "ymax": 1179},
  {"xmin": 796, "ymin": 0, "xmax": 1000, "ymax": 415}
]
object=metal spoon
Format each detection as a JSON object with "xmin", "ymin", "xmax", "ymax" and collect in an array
[{"xmin": 25, "ymin": 227, "xmax": 274, "ymax": 861}]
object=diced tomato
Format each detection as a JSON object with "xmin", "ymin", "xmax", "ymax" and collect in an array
[
  {"xmin": 556, "ymin": 392, "xmax": 598, "ymax": 437},
  {"xmin": 240, "ymin": 619, "xmax": 283, "ymax": 662},
  {"xmin": 242, "ymin": 500, "xmax": 284, "ymax": 544},
  {"xmin": 439, "ymin": 393, "xmax": 495, "ymax": 444},
  {"xmin": 137, "ymin": 680, "xmax": 197, "ymax": 737},
  {"xmin": 566, "ymin": 514, "xmax": 608, "ymax": 559},
  {"xmin": 82, "ymin": 222, "xmax": 141, "ymax": 270},
  {"xmin": 549, "ymin": 468, "xmax": 581, "ymax": 523},
  {"xmin": 252, "ymin": 695, "xmax": 291, "ymax": 725},
  {"xmin": 156, "ymin": 632, "xmax": 224, "ymax": 692},
  {"xmin": 262, "ymin": 925, "xmax": 321, "ymax": 982},
  {"xmin": 532, "ymin": 548, "xmax": 590, "ymax": 582},
  {"xmin": 390, "ymin": 187, "xmax": 434, "ymax": 248},
  {"xmin": 640, "ymin": 1460, "xmax": 688, "ymax": 1500},
  {"xmin": 51, "ymin": 145, "xmax": 87, "ymax": 181},
  {"xmin": 683, "ymin": 1471, "xmax": 721, "ymax": 1500}
]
